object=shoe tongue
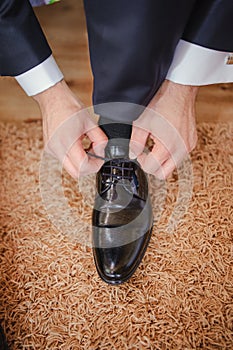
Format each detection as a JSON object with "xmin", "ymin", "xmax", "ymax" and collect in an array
[{"xmin": 105, "ymin": 139, "xmax": 129, "ymax": 159}]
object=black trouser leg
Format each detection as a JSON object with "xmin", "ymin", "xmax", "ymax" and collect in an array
[
  {"xmin": 84, "ymin": 0, "xmax": 196, "ymax": 133},
  {"xmin": 182, "ymin": 0, "xmax": 233, "ymax": 52}
]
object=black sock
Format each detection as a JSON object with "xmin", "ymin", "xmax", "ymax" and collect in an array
[{"xmin": 99, "ymin": 116, "xmax": 132, "ymax": 140}]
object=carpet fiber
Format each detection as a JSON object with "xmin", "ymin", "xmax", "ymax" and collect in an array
[{"xmin": 0, "ymin": 121, "xmax": 232, "ymax": 349}]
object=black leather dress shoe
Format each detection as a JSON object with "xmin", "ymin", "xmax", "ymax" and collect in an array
[
  {"xmin": 92, "ymin": 141, "xmax": 153, "ymax": 284},
  {"xmin": 0, "ymin": 325, "xmax": 9, "ymax": 350}
]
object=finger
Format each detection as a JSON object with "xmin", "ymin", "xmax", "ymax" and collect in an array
[
  {"xmin": 129, "ymin": 125, "xmax": 149, "ymax": 159},
  {"xmin": 137, "ymin": 152, "xmax": 162, "ymax": 174},
  {"xmin": 45, "ymin": 133, "xmax": 67, "ymax": 160},
  {"xmin": 137, "ymin": 139, "xmax": 170, "ymax": 174},
  {"xmin": 62, "ymin": 156, "xmax": 79, "ymax": 178},
  {"xmin": 44, "ymin": 142, "xmax": 57, "ymax": 158},
  {"xmin": 86, "ymin": 126, "xmax": 108, "ymax": 158},
  {"xmin": 44, "ymin": 140, "xmax": 78, "ymax": 179},
  {"xmin": 67, "ymin": 141, "xmax": 105, "ymax": 177},
  {"xmin": 67, "ymin": 139, "xmax": 87, "ymax": 168},
  {"xmin": 154, "ymin": 157, "xmax": 177, "ymax": 180},
  {"xmin": 78, "ymin": 152, "xmax": 104, "ymax": 177}
]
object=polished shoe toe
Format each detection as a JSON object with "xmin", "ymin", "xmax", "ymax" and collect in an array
[{"xmin": 93, "ymin": 229, "xmax": 153, "ymax": 285}]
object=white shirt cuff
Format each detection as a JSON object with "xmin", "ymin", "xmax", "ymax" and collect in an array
[
  {"xmin": 15, "ymin": 55, "xmax": 64, "ymax": 96},
  {"xmin": 166, "ymin": 39, "xmax": 233, "ymax": 85}
]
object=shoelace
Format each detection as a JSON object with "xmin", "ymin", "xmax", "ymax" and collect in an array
[
  {"xmin": 86, "ymin": 151, "xmax": 111, "ymax": 162},
  {"xmin": 101, "ymin": 160, "xmax": 134, "ymax": 184},
  {"xmin": 87, "ymin": 151, "xmax": 137, "ymax": 186}
]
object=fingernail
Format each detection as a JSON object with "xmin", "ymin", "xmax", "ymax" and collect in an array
[{"xmin": 129, "ymin": 150, "xmax": 137, "ymax": 159}]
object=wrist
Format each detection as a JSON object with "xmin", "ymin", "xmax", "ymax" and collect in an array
[
  {"xmin": 33, "ymin": 80, "xmax": 78, "ymax": 104},
  {"xmin": 33, "ymin": 80, "xmax": 82, "ymax": 118},
  {"xmin": 150, "ymin": 80, "xmax": 199, "ymax": 111},
  {"xmin": 165, "ymin": 80, "xmax": 199, "ymax": 100}
]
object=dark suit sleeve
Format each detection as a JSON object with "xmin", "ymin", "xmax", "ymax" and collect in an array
[{"xmin": 0, "ymin": 0, "xmax": 52, "ymax": 76}]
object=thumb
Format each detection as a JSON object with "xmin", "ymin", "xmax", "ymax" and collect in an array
[
  {"xmin": 87, "ymin": 126, "xmax": 108, "ymax": 158},
  {"xmin": 129, "ymin": 125, "xmax": 149, "ymax": 159}
]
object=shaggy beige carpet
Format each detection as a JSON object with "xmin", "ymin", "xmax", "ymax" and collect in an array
[{"xmin": 0, "ymin": 121, "xmax": 232, "ymax": 349}]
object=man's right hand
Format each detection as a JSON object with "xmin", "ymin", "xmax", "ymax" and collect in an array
[{"xmin": 33, "ymin": 80, "xmax": 108, "ymax": 178}]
